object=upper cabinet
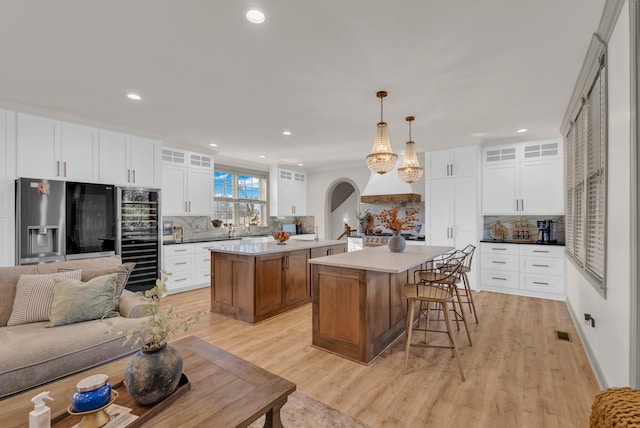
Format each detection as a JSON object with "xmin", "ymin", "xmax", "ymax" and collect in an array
[
  {"xmin": 481, "ymin": 139, "xmax": 563, "ymax": 215},
  {"xmin": 162, "ymin": 147, "xmax": 213, "ymax": 215},
  {"xmin": 427, "ymin": 146, "xmax": 478, "ymax": 179},
  {"xmin": 98, "ymin": 130, "xmax": 161, "ymax": 188},
  {"xmin": 16, "ymin": 113, "xmax": 98, "ymax": 182},
  {"xmin": 269, "ymin": 167, "xmax": 307, "ymax": 216}
]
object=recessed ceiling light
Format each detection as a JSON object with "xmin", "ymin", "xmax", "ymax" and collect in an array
[
  {"xmin": 282, "ymin": 131, "xmax": 292, "ymax": 136},
  {"xmin": 209, "ymin": 143, "xmax": 218, "ymax": 147},
  {"xmin": 127, "ymin": 93, "xmax": 142, "ymax": 101},
  {"xmin": 297, "ymin": 163, "xmax": 303, "ymax": 166},
  {"xmin": 246, "ymin": 9, "xmax": 265, "ymax": 24},
  {"xmin": 517, "ymin": 128, "xmax": 528, "ymax": 133},
  {"xmin": 259, "ymin": 155, "xmax": 267, "ymax": 158}
]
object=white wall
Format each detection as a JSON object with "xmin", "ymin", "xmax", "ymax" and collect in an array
[
  {"xmin": 330, "ymin": 191, "xmax": 358, "ymax": 240},
  {"xmin": 565, "ymin": 3, "xmax": 631, "ymax": 388}
]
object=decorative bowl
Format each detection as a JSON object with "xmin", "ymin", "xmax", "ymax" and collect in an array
[{"xmin": 273, "ymin": 231, "xmax": 290, "ymax": 244}]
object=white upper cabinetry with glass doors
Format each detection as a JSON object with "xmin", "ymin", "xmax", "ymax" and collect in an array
[
  {"xmin": 269, "ymin": 167, "xmax": 307, "ymax": 216},
  {"xmin": 161, "ymin": 147, "xmax": 214, "ymax": 216},
  {"xmin": 481, "ymin": 139, "xmax": 564, "ymax": 215}
]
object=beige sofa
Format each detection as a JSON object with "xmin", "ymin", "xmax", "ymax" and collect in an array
[{"xmin": 0, "ymin": 256, "xmax": 149, "ymax": 399}]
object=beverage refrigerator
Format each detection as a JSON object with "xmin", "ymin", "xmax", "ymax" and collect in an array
[{"xmin": 117, "ymin": 187, "xmax": 161, "ymax": 293}]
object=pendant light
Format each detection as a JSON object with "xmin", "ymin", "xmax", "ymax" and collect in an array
[
  {"xmin": 366, "ymin": 91, "xmax": 397, "ymax": 174},
  {"xmin": 397, "ymin": 116, "xmax": 424, "ymax": 183}
]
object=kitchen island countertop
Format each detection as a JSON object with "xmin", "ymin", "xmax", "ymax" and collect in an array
[
  {"xmin": 308, "ymin": 244, "xmax": 453, "ymax": 273},
  {"xmin": 208, "ymin": 239, "xmax": 344, "ymax": 256}
]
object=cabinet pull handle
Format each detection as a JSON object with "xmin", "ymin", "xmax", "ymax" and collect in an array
[
  {"xmin": 57, "ymin": 161, "xmax": 60, "ymax": 176},
  {"xmin": 492, "ymin": 248, "xmax": 507, "ymax": 251},
  {"xmin": 175, "ymin": 249, "xmax": 187, "ymax": 252},
  {"xmin": 133, "ymin": 169, "xmax": 136, "ymax": 183},
  {"xmin": 532, "ymin": 264, "xmax": 549, "ymax": 267},
  {"xmin": 64, "ymin": 161, "xmax": 67, "ymax": 177},
  {"xmin": 491, "ymin": 276, "xmax": 507, "ymax": 281},
  {"xmin": 128, "ymin": 169, "xmax": 131, "ymax": 183},
  {"xmin": 203, "ymin": 274, "xmax": 211, "ymax": 277},
  {"xmin": 533, "ymin": 250, "xmax": 549, "ymax": 253},
  {"xmin": 185, "ymin": 201, "xmax": 188, "ymax": 212},
  {"xmin": 492, "ymin": 261, "xmax": 506, "ymax": 264},
  {"xmin": 521, "ymin": 199, "xmax": 524, "ymax": 211},
  {"xmin": 175, "ymin": 278, "xmax": 187, "ymax": 282},
  {"xmin": 533, "ymin": 281, "xmax": 549, "ymax": 285},
  {"xmin": 175, "ymin": 262, "xmax": 188, "ymax": 265},
  {"xmin": 450, "ymin": 164, "xmax": 453, "ymax": 176},
  {"xmin": 188, "ymin": 201, "xmax": 191, "ymax": 212}
]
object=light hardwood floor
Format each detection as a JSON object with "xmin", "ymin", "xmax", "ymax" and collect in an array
[{"xmin": 165, "ymin": 288, "xmax": 600, "ymax": 427}]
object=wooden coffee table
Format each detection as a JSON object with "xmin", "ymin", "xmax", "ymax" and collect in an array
[{"xmin": 0, "ymin": 335, "xmax": 296, "ymax": 427}]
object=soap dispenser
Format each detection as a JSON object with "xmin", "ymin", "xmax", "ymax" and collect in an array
[{"xmin": 29, "ymin": 391, "xmax": 53, "ymax": 428}]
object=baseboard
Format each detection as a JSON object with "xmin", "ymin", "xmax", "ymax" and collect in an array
[{"xmin": 565, "ymin": 294, "xmax": 608, "ymax": 389}]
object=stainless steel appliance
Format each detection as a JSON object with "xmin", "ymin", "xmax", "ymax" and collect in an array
[
  {"xmin": 16, "ymin": 178, "xmax": 66, "ymax": 264},
  {"xmin": 536, "ymin": 220, "xmax": 557, "ymax": 244},
  {"xmin": 117, "ymin": 187, "xmax": 161, "ymax": 292},
  {"xmin": 65, "ymin": 181, "xmax": 116, "ymax": 260}
]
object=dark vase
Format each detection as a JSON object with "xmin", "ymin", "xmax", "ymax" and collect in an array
[
  {"xmin": 388, "ymin": 231, "xmax": 406, "ymax": 253},
  {"xmin": 125, "ymin": 343, "xmax": 183, "ymax": 406}
]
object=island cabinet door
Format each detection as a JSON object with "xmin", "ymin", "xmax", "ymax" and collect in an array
[
  {"xmin": 211, "ymin": 253, "xmax": 255, "ymax": 323},
  {"xmin": 255, "ymin": 253, "xmax": 286, "ymax": 317},
  {"xmin": 284, "ymin": 249, "xmax": 310, "ymax": 305}
]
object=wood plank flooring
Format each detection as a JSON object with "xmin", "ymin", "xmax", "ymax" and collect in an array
[{"xmin": 164, "ymin": 288, "xmax": 600, "ymax": 427}]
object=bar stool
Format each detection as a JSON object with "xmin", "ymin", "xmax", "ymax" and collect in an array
[
  {"xmin": 457, "ymin": 244, "xmax": 479, "ymax": 324},
  {"xmin": 403, "ymin": 252, "xmax": 466, "ymax": 381}
]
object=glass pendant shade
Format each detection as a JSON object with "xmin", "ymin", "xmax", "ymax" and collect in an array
[
  {"xmin": 398, "ymin": 141, "xmax": 424, "ymax": 183},
  {"xmin": 366, "ymin": 121, "xmax": 397, "ymax": 174}
]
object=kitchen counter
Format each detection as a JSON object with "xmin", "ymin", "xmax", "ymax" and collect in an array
[
  {"xmin": 309, "ymin": 245, "xmax": 453, "ymax": 364},
  {"xmin": 164, "ymin": 236, "xmax": 240, "ymax": 245},
  {"xmin": 208, "ymin": 239, "xmax": 344, "ymax": 256},
  {"xmin": 480, "ymin": 239, "xmax": 565, "ymax": 246}
]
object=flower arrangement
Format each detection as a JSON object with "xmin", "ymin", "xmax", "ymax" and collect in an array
[
  {"xmin": 273, "ymin": 230, "xmax": 290, "ymax": 243},
  {"xmin": 375, "ymin": 205, "xmax": 419, "ymax": 232},
  {"xmin": 107, "ymin": 271, "xmax": 206, "ymax": 352},
  {"xmin": 355, "ymin": 209, "xmax": 371, "ymax": 227}
]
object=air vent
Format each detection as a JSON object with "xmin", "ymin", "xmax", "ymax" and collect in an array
[{"xmin": 555, "ymin": 331, "xmax": 572, "ymax": 342}]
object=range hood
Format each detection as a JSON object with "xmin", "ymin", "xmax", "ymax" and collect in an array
[{"xmin": 360, "ymin": 163, "xmax": 421, "ymax": 203}]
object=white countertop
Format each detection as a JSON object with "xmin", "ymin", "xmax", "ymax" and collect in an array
[
  {"xmin": 208, "ymin": 239, "xmax": 345, "ymax": 256},
  {"xmin": 307, "ymin": 245, "xmax": 454, "ymax": 273}
]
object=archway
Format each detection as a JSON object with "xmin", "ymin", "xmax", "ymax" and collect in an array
[{"xmin": 324, "ymin": 178, "xmax": 360, "ymax": 240}]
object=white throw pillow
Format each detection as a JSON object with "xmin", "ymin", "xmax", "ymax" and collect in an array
[{"xmin": 7, "ymin": 270, "xmax": 82, "ymax": 326}]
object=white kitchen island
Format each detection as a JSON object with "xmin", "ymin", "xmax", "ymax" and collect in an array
[{"xmin": 308, "ymin": 245, "xmax": 453, "ymax": 364}]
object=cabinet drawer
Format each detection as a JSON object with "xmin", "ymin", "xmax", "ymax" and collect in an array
[
  {"xmin": 481, "ymin": 243, "xmax": 518, "ymax": 256},
  {"xmin": 518, "ymin": 245, "xmax": 564, "ymax": 257},
  {"xmin": 520, "ymin": 256, "xmax": 564, "ymax": 275},
  {"xmin": 481, "ymin": 270, "xmax": 519, "ymax": 289},
  {"xmin": 480, "ymin": 254, "xmax": 519, "ymax": 271},
  {"xmin": 166, "ymin": 271, "xmax": 193, "ymax": 290},
  {"xmin": 520, "ymin": 273, "xmax": 564, "ymax": 295},
  {"xmin": 164, "ymin": 244, "xmax": 195, "ymax": 256},
  {"xmin": 163, "ymin": 255, "xmax": 195, "ymax": 272},
  {"xmin": 194, "ymin": 268, "xmax": 212, "ymax": 285},
  {"xmin": 195, "ymin": 253, "xmax": 211, "ymax": 269}
]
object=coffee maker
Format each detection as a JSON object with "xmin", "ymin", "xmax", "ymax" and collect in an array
[{"xmin": 536, "ymin": 220, "xmax": 557, "ymax": 244}]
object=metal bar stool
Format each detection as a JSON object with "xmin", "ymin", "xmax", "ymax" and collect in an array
[
  {"xmin": 457, "ymin": 244, "xmax": 479, "ymax": 324},
  {"xmin": 403, "ymin": 252, "xmax": 466, "ymax": 381}
]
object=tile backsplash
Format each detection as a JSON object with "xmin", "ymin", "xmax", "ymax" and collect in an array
[{"xmin": 483, "ymin": 215, "xmax": 565, "ymax": 243}]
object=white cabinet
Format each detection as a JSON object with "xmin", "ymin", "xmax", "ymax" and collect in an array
[
  {"xmin": 163, "ymin": 240, "xmax": 238, "ymax": 294},
  {"xmin": 427, "ymin": 146, "xmax": 478, "ymax": 179},
  {"xmin": 480, "ymin": 243, "xmax": 565, "ymax": 299},
  {"xmin": 269, "ymin": 167, "xmax": 307, "ymax": 216},
  {"xmin": 16, "ymin": 113, "xmax": 98, "ymax": 182},
  {"xmin": 426, "ymin": 146, "xmax": 479, "ymax": 288},
  {"xmin": 162, "ymin": 148, "xmax": 213, "ymax": 216},
  {"xmin": 482, "ymin": 139, "xmax": 563, "ymax": 215},
  {"xmin": 98, "ymin": 130, "xmax": 161, "ymax": 188}
]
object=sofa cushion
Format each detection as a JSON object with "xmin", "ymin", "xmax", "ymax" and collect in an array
[
  {"xmin": 60, "ymin": 262, "xmax": 135, "ymax": 306},
  {"xmin": 6, "ymin": 270, "xmax": 82, "ymax": 326},
  {"xmin": 49, "ymin": 273, "xmax": 119, "ymax": 327}
]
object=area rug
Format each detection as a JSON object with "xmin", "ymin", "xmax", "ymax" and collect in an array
[{"xmin": 248, "ymin": 390, "xmax": 373, "ymax": 428}]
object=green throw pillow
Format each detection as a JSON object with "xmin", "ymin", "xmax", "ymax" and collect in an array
[{"xmin": 48, "ymin": 273, "xmax": 119, "ymax": 327}]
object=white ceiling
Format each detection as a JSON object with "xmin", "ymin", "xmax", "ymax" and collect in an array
[{"xmin": 0, "ymin": 1, "xmax": 604, "ymax": 172}]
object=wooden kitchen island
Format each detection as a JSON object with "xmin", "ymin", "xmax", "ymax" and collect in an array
[
  {"xmin": 308, "ymin": 245, "xmax": 453, "ymax": 364},
  {"xmin": 209, "ymin": 239, "xmax": 346, "ymax": 324}
]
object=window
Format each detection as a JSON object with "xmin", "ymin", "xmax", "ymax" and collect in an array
[
  {"xmin": 213, "ymin": 166, "xmax": 267, "ymax": 226},
  {"xmin": 564, "ymin": 52, "xmax": 607, "ymax": 297}
]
